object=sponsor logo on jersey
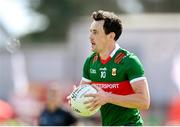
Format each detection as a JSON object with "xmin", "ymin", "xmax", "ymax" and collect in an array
[
  {"xmin": 97, "ymin": 83, "xmax": 119, "ymax": 89},
  {"xmin": 90, "ymin": 68, "xmax": 96, "ymax": 74},
  {"xmin": 99, "ymin": 67, "xmax": 107, "ymax": 71},
  {"xmin": 93, "ymin": 81, "xmax": 135, "ymax": 95},
  {"xmin": 112, "ymin": 68, "xmax": 117, "ymax": 76}
]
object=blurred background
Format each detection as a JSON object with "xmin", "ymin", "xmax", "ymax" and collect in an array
[{"xmin": 0, "ymin": 0, "xmax": 180, "ymax": 125}]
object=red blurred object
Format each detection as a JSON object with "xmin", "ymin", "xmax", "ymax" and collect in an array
[
  {"xmin": 166, "ymin": 95, "xmax": 180, "ymax": 125},
  {"xmin": 0, "ymin": 100, "xmax": 13, "ymax": 122}
]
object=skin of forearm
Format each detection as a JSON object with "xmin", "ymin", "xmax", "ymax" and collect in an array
[{"xmin": 107, "ymin": 93, "xmax": 150, "ymax": 110}]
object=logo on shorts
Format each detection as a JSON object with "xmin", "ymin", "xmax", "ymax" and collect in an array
[{"xmin": 112, "ymin": 68, "xmax": 117, "ymax": 76}]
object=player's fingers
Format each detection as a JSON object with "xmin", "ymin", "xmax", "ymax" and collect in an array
[
  {"xmin": 84, "ymin": 99, "xmax": 93, "ymax": 104},
  {"xmin": 73, "ymin": 85, "xmax": 77, "ymax": 90},
  {"xmin": 85, "ymin": 100, "xmax": 96, "ymax": 109},
  {"xmin": 66, "ymin": 95, "xmax": 72, "ymax": 106},
  {"xmin": 68, "ymin": 100, "xmax": 71, "ymax": 106},
  {"xmin": 84, "ymin": 93, "xmax": 96, "ymax": 97},
  {"xmin": 86, "ymin": 104, "xmax": 92, "ymax": 109},
  {"xmin": 89, "ymin": 103, "xmax": 100, "ymax": 111},
  {"xmin": 67, "ymin": 95, "xmax": 71, "ymax": 99},
  {"xmin": 91, "ymin": 85, "xmax": 100, "ymax": 90}
]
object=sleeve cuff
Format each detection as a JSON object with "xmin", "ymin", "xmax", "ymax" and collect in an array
[
  {"xmin": 81, "ymin": 77, "xmax": 91, "ymax": 83},
  {"xmin": 130, "ymin": 77, "xmax": 146, "ymax": 84}
]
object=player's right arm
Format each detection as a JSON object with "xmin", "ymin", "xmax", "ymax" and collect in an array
[
  {"xmin": 67, "ymin": 54, "xmax": 92, "ymax": 102},
  {"xmin": 80, "ymin": 80, "xmax": 90, "ymax": 85},
  {"xmin": 85, "ymin": 54, "xmax": 150, "ymax": 110},
  {"xmin": 80, "ymin": 54, "xmax": 94, "ymax": 85}
]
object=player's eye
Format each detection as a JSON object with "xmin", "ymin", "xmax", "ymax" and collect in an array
[{"xmin": 92, "ymin": 31, "xmax": 97, "ymax": 34}]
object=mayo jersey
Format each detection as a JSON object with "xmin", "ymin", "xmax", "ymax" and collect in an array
[{"xmin": 82, "ymin": 44, "xmax": 145, "ymax": 126}]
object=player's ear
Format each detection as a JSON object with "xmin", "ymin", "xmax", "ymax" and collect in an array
[{"xmin": 108, "ymin": 32, "xmax": 115, "ymax": 40}]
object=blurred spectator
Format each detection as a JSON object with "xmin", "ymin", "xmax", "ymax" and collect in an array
[
  {"xmin": 38, "ymin": 82, "xmax": 77, "ymax": 126},
  {"xmin": 10, "ymin": 83, "xmax": 45, "ymax": 125}
]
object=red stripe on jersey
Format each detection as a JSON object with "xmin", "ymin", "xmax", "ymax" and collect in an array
[
  {"xmin": 91, "ymin": 81, "xmax": 135, "ymax": 95},
  {"xmin": 100, "ymin": 56, "xmax": 111, "ymax": 64},
  {"xmin": 114, "ymin": 52, "xmax": 125, "ymax": 64},
  {"xmin": 93, "ymin": 54, "xmax": 98, "ymax": 63}
]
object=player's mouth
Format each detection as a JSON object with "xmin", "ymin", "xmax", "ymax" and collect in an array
[
  {"xmin": 90, "ymin": 39, "xmax": 95, "ymax": 45},
  {"xmin": 91, "ymin": 42, "xmax": 96, "ymax": 49}
]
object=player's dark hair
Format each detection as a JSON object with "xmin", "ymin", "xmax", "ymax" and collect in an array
[{"xmin": 92, "ymin": 10, "xmax": 122, "ymax": 41}]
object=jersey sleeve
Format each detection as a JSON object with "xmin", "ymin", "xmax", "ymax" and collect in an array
[
  {"xmin": 125, "ymin": 55, "xmax": 145, "ymax": 83},
  {"xmin": 82, "ymin": 56, "xmax": 91, "ymax": 82}
]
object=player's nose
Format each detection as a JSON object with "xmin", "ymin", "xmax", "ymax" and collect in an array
[{"xmin": 89, "ymin": 32, "xmax": 94, "ymax": 40}]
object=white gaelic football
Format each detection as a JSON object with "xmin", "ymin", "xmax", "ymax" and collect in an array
[{"xmin": 70, "ymin": 84, "xmax": 100, "ymax": 116}]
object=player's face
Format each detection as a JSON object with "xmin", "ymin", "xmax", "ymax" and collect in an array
[
  {"xmin": 89, "ymin": 20, "xmax": 108, "ymax": 53},
  {"xmin": 47, "ymin": 88, "xmax": 61, "ymax": 110}
]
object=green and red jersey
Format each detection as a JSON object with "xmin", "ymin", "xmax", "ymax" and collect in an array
[{"xmin": 82, "ymin": 43, "xmax": 145, "ymax": 126}]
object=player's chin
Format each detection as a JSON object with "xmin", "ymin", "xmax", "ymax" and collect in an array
[
  {"xmin": 91, "ymin": 45, "xmax": 96, "ymax": 51},
  {"xmin": 91, "ymin": 48, "xmax": 96, "ymax": 52},
  {"xmin": 91, "ymin": 47, "xmax": 98, "ymax": 52}
]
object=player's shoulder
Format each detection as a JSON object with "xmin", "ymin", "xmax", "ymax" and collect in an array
[
  {"xmin": 88, "ymin": 52, "xmax": 97, "ymax": 58},
  {"xmin": 86, "ymin": 52, "xmax": 97, "ymax": 59},
  {"xmin": 117, "ymin": 48, "xmax": 140, "ymax": 64},
  {"xmin": 84, "ymin": 52, "xmax": 98, "ymax": 63}
]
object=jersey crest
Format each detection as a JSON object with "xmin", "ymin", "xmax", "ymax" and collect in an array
[{"xmin": 112, "ymin": 68, "xmax": 117, "ymax": 76}]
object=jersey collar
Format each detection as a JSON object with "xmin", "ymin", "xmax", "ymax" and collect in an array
[
  {"xmin": 110, "ymin": 43, "xmax": 120, "ymax": 58},
  {"xmin": 100, "ymin": 43, "xmax": 120, "ymax": 64}
]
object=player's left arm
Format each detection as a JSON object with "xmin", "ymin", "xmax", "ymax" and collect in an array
[
  {"xmin": 85, "ymin": 55, "xmax": 150, "ymax": 111},
  {"xmin": 85, "ymin": 79, "xmax": 150, "ymax": 111},
  {"xmin": 110, "ymin": 55, "xmax": 150, "ymax": 109},
  {"xmin": 106, "ymin": 78, "xmax": 150, "ymax": 110}
]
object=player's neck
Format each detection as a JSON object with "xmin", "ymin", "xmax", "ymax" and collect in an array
[{"xmin": 99, "ymin": 43, "xmax": 115, "ymax": 60}]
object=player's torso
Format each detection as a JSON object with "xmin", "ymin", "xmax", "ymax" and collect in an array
[
  {"xmin": 87, "ymin": 49, "xmax": 143, "ymax": 126},
  {"xmin": 89, "ymin": 53, "xmax": 126, "ymax": 82},
  {"xmin": 89, "ymin": 49, "xmax": 135, "ymax": 95}
]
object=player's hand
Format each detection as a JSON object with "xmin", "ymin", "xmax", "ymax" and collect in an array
[
  {"xmin": 84, "ymin": 85, "xmax": 109, "ymax": 111},
  {"xmin": 67, "ymin": 85, "xmax": 77, "ymax": 106}
]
